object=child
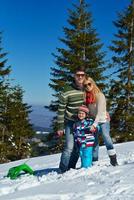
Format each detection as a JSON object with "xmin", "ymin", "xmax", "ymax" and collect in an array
[{"xmin": 73, "ymin": 105, "xmax": 99, "ymax": 168}]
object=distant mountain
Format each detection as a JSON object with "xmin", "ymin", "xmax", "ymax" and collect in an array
[
  {"xmin": 32, "ymin": 125, "xmax": 52, "ymax": 132},
  {"xmin": 29, "ymin": 105, "xmax": 56, "ymax": 130}
]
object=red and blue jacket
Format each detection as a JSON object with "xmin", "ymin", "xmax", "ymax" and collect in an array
[{"xmin": 73, "ymin": 118, "xmax": 99, "ymax": 148}]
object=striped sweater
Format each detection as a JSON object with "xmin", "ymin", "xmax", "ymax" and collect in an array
[
  {"xmin": 73, "ymin": 119, "xmax": 99, "ymax": 148},
  {"xmin": 57, "ymin": 83, "xmax": 85, "ymax": 130}
]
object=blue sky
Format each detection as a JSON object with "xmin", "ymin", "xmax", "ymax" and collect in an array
[{"xmin": 0, "ymin": 0, "xmax": 130, "ymax": 106}]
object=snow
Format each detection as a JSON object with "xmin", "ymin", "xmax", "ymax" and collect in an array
[{"xmin": 0, "ymin": 141, "xmax": 134, "ymax": 200}]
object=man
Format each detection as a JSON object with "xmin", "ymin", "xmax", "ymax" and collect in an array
[{"xmin": 57, "ymin": 67, "xmax": 86, "ymax": 173}]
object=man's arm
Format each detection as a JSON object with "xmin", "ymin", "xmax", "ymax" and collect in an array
[{"xmin": 57, "ymin": 92, "xmax": 68, "ymax": 135}]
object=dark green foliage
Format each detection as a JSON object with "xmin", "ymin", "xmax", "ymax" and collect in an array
[
  {"xmin": 0, "ymin": 32, "xmax": 12, "ymax": 163},
  {"xmin": 0, "ymin": 84, "xmax": 34, "ymax": 163},
  {"xmin": 0, "ymin": 32, "xmax": 35, "ymax": 163},
  {"xmin": 0, "ymin": 32, "xmax": 11, "ymax": 83},
  {"xmin": 47, "ymin": 0, "xmax": 106, "ymax": 153},
  {"xmin": 5, "ymin": 86, "xmax": 34, "ymax": 161},
  {"xmin": 109, "ymin": 0, "xmax": 134, "ymax": 142}
]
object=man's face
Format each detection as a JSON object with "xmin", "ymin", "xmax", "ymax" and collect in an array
[{"xmin": 74, "ymin": 71, "xmax": 85, "ymax": 85}]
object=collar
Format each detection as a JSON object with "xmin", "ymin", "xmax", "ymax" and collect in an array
[{"xmin": 72, "ymin": 81, "xmax": 84, "ymax": 91}]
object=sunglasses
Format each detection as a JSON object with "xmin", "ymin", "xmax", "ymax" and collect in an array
[
  {"xmin": 84, "ymin": 82, "xmax": 92, "ymax": 87},
  {"xmin": 75, "ymin": 73, "xmax": 85, "ymax": 77}
]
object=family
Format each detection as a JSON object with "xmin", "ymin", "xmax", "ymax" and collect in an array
[{"xmin": 57, "ymin": 67, "xmax": 118, "ymax": 173}]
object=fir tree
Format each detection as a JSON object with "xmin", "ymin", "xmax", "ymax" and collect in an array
[
  {"xmin": 0, "ymin": 32, "xmax": 35, "ymax": 163},
  {"xmin": 0, "ymin": 32, "xmax": 11, "ymax": 82},
  {"xmin": 50, "ymin": 0, "xmax": 106, "ymax": 101},
  {"xmin": 47, "ymin": 0, "xmax": 106, "ymax": 153},
  {"xmin": 0, "ymin": 83, "xmax": 34, "ymax": 163},
  {"xmin": 4, "ymin": 86, "xmax": 34, "ymax": 161},
  {"xmin": 109, "ymin": 0, "xmax": 134, "ymax": 142},
  {"xmin": 0, "ymin": 32, "xmax": 12, "ymax": 162}
]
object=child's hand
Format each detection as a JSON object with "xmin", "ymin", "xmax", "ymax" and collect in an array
[
  {"xmin": 90, "ymin": 125, "xmax": 97, "ymax": 133},
  {"xmin": 106, "ymin": 112, "xmax": 111, "ymax": 121}
]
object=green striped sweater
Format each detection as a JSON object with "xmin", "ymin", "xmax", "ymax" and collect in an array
[{"xmin": 57, "ymin": 83, "xmax": 85, "ymax": 130}]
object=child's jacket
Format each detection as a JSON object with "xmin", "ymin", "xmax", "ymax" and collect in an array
[{"xmin": 73, "ymin": 118, "xmax": 99, "ymax": 148}]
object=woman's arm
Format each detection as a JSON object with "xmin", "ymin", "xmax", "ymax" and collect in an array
[{"xmin": 93, "ymin": 92, "xmax": 107, "ymax": 127}]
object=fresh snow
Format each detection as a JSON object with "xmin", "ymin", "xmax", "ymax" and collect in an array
[{"xmin": 0, "ymin": 141, "xmax": 134, "ymax": 200}]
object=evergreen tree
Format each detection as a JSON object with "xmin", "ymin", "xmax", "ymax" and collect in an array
[
  {"xmin": 0, "ymin": 32, "xmax": 11, "ymax": 84},
  {"xmin": 0, "ymin": 32, "xmax": 12, "ymax": 162},
  {"xmin": 4, "ymin": 86, "xmax": 34, "ymax": 161},
  {"xmin": 47, "ymin": 0, "xmax": 106, "ymax": 152},
  {"xmin": 109, "ymin": 0, "xmax": 134, "ymax": 142},
  {"xmin": 50, "ymin": 0, "xmax": 106, "ymax": 102},
  {"xmin": 0, "ymin": 86, "xmax": 10, "ymax": 163},
  {"xmin": 0, "ymin": 84, "xmax": 34, "ymax": 163},
  {"xmin": 0, "ymin": 32, "xmax": 35, "ymax": 163}
]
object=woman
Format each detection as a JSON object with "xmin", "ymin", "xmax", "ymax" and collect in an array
[{"xmin": 84, "ymin": 76, "xmax": 118, "ymax": 166}]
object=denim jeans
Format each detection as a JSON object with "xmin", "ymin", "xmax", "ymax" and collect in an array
[
  {"xmin": 59, "ymin": 120, "xmax": 79, "ymax": 173},
  {"xmin": 93, "ymin": 121, "xmax": 115, "ymax": 161}
]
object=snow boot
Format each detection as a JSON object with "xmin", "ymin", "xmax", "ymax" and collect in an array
[{"xmin": 109, "ymin": 154, "xmax": 118, "ymax": 166}]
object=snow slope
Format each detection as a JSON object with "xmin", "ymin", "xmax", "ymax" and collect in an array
[{"xmin": 0, "ymin": 141, "xmax": 134, "ymax": 200}]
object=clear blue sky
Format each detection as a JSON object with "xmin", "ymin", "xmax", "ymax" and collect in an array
[{"xmin": 0, "ymin": 0, "xmax": 130, "ymax": 106}]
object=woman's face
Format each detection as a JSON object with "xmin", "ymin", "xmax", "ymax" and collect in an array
[{"xmin": 84, "ymin": 80, "xmax": 94, "ymax": 92}]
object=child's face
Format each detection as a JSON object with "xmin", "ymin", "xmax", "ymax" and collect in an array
[{"xmin": 78, "ymin": 111, "xmax": 86, "ymax": 120}]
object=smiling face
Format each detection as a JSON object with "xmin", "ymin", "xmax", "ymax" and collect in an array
[
  {"xmin": 84, "ymin": 80, "xmax": 94, "ymax": 92},
  {"xmin": 78, "ymin": 110, "xmax": 86, "ymax": 120}
]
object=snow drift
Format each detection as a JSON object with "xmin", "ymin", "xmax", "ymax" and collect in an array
[{"xmin": 0, "ymin": 141, "xmax": 134, "ymax": 200}]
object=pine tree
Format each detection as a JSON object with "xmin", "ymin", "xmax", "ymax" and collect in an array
[
  {"xmin": 0, "ymin": 32, "xmax": 35, "ymax": 163},
  {"xmin": 0, "ymin": 32, "xmax": 12, "ymax": 162},
  {"xmin": 50, "ymin": 0, "xmax": 106, "ymax": 101},
  {"xmin": 47, "ymin": 0, "xmax": 106, "ymax": 153},
  {"xmin": 0, "ymin": 83, "xmax": 34, "ymax": 163},
  {"xmin": 4, "ymin": 86, "xmax": 34, "ymax": 161},
  {"xmin": 0, "ymin": 32, "xmax": 11, "ymax": 84},
  {"xmin": 109, "ymin": 0, "xmax": 134, "ymax": 142}
]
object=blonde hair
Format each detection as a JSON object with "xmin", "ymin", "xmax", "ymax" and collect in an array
[{"xmin": 84, "ymin": 76, "xmax": 101, "ymax": 101}]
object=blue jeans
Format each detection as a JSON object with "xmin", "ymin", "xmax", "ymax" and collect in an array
[
  {"xmin": 93, "ymin": 121, "xmax": 115, "ymax": 161},
  {"xmin": 59, "ymin": 121, "xmax": 79, "ymax": 173},
  {"xmin": 80, "ymin": 146, "xmax": 93, "ymax": 168}
]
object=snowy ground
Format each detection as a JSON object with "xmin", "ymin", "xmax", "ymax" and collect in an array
[{"xmin": 0, "ymin": 141, "xmax": 134, "ymax": 200}]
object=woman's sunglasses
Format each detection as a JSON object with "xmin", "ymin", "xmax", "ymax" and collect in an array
[{"xmin": 84, "ymin": 82, "xmax": 92, "ymax": 87}]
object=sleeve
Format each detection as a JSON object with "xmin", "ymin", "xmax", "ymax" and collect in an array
[
  {"xmin": 95, "ymin": 124, "xmax": 101, "ymax": 133},
  {"xmin": 73, "ymin": 123, "xmax": 77, "ymax": 138},
  {"xmin": 93, "ymin": 93, "xmax": 107, "ymax": 127},
  {"xmin": 57, "ymin": 92, "xmax": 68, "ymax": 130}
]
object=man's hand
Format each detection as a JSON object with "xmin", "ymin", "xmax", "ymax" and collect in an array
[{"xmin": 57, "ymin": 130, "xmax": 64, "ymax": 137}]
